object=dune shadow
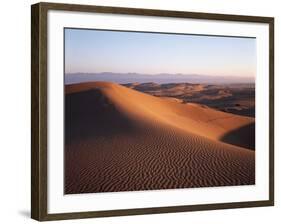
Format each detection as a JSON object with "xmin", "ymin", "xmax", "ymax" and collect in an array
[
  {"xmin": 65, "ymin": 89, "xmax": 138, "ymax": 145},
  {"xmin": 220, "ymin": 122, "xmax": 255, "ymax": 150}
]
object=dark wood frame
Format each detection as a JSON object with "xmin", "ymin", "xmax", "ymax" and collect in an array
[{"xmin": 31, "ymin": 2, "xmax": 274, "ymax": 221}]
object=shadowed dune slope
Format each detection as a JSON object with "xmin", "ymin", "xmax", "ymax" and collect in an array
[{"xmin": 65, "ymin": 82, "xmax": 255, "ymax": 194}]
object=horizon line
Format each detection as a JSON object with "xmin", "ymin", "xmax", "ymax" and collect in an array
[{"xmin": 65, "ymin": 71, "xmax": 255, "ymax": 78}]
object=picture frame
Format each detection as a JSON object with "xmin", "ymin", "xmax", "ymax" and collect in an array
[{"xmin": 31, "ymin": 2, "xmax": 274, "ymax": 221}]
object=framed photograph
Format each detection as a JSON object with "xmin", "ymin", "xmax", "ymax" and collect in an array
[{"xmin": 31, "ymin": 2, "xmax": 274, "ymax": 221}]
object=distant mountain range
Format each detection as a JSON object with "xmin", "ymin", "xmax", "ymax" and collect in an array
[{"xmin": 65, "ymin": 72, "xmax": 255, "ymax": 85}]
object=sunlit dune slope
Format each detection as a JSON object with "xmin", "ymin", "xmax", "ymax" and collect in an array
[{"xmin": 66, "ymin": 81, "xmax": 254, "ymax": 149}]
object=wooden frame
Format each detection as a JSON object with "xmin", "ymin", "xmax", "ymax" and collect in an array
[{"xmin": 31, "ymin": 2, "xmax": 274, "ymax": 221}]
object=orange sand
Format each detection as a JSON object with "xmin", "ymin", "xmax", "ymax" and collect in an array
[{"xmin": 65, "ymin": 82, "xmax": 255, "ymax": 194}]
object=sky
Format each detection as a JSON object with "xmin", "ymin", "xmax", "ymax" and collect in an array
[{"xmin": 64, "ymin": 28, "xmax": 256, "ymax": 78}]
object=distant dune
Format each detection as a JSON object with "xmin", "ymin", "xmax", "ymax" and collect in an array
[
  {"xmin": 125, "ymin": 82, "xmax": 255, "ymax": 117},
  {"xmin": 65, "ymin": 82, "xmax": 255, "ymax": 194}
]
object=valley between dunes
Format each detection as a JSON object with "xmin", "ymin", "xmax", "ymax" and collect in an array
[{"xmin": 65, "ymin": 82, "xmax": 255, "ymax": 194}]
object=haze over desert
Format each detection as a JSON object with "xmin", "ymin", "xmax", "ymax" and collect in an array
[{"xmin": 64, "ymin": 28, "xmax": 256, "ymax": 194}]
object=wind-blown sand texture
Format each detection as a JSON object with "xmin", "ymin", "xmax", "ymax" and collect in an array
[{"xmin": 65, "ymin": 82, "xmax": 255, "ymax": 194}]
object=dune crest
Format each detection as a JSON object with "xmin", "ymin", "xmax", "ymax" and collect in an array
[{"xmin": 66, "ymin": 81, "xmax": 254, "ymax": 148}]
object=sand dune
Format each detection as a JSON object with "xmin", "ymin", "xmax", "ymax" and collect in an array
[
  {"xmin": 124, "ymin": 82, "xmax": 255, "ymax": 117},
  {"xmin": 65, "ymin": 82, "xmax": 255, "ymax": 194}
]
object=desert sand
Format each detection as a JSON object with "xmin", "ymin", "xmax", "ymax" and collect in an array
[
  {"xmin": 65, "ymin": 82, "xmax": 255, "ymax": 194},
  {"xmin": 124, "ymin": 82, "xmax": 255, "ymax": 117}
]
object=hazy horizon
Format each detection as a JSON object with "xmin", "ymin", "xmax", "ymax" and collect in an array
[
  {"xmin": 65, "ymin": 72, "xmax": 255, "ymax": 85},
  {"xmin": 66, "ymin": 71, "xmax": 255, "ymax": 77},
  {"xmin": 65, "ymin": 28, "xmax": 256, "ymax": 78}
]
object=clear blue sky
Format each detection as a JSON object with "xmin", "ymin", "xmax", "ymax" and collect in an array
[{"xmin": 65, "ymin": 28, "xmax": 256, "ymax": 77}]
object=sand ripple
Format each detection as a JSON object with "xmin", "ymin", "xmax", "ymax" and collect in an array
[{"xmin": 65, "ymin": 82, "xmax": 255, "ymax": 194}]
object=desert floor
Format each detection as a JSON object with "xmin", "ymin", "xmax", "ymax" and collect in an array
[{"xmin": 65, "ymin": 82, "xmax": 255, "ymax": 194}]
